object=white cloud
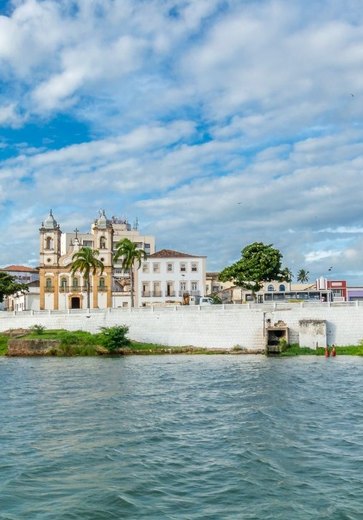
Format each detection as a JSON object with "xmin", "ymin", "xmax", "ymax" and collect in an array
[{"xmin": 1, "ymin": 0, "xmax": 363, "ymax": 281}]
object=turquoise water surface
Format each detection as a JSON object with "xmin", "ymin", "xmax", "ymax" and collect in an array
[{"xmin": 1, "ymin": 355, "xmax": 363, "ymax": 519}]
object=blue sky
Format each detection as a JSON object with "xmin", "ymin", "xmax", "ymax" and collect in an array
[{"xmin": 1, "ymin": 0, "xmax": 363, "ymax": 283}]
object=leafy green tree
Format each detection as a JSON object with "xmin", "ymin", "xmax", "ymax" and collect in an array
[
  {"xmin": 71, "ymin": 247, "xmax": 104, "ymax": 309},
  {"xmin": 114, "ymin": 238, "xmax": 147, "ymax": 307},
  {"xmin": 100, "ymin": 325, "xmax": 130, "ymax": 352},
  {"xmin": 297, "ymin": 269, "xmax": 309, "ymax": 283},
  {"xmin": 219, "ymin": 242, "xmax": 291, "ymax": 301},
  {"xmin": 0, "ymin": 272, "xmax": 29, "ymax": 304}
]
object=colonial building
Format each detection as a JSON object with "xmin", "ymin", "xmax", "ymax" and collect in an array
[
  {"xmin": 138, "ymin": 249, "xmax": 207, "ymax": 306},
  {"xmin": 0, "ymin": 265, "xmax": 40, "ymax": 311},
  {"xmin": 39, "ymin": 210, "xmax": 155, "ymax": 310},
  {"xmin": 0, "ymin": 265, "xmax": 39, "ymax": 284}
]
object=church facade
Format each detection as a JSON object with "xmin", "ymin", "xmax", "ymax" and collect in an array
[{"xmin": 39, "ymin": 210, "xmax": 155, "ymax": 310}]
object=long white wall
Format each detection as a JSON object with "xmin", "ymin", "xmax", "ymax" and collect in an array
[{"xmin": 1, "ymin": 303, "xmax": 363, "ymax": 350}]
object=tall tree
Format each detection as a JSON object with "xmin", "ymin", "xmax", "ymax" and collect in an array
[
  {"xmin": 219, "ymin": 242, "xmax": 291, "ymax": 301},
  {"xmin": 114, "ymin": 238, "xmax": 147, "ymax": 308},
  {"xmin": 0, "ymin": 272, "xmax": 29, "ymax": 304},
  {"xmin": 297, "ymin": 269, "xmax": 309, "ymax": 283},
  {"xmin": 71, "ymin": 247, "xmax": 104, "ymax": 309}
]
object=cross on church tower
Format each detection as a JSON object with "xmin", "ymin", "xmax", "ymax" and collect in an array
[{"xmin": 74, "ymin": 228, "xmax": 79, "ymax": 239}]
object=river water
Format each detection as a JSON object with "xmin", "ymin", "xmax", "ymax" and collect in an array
[{"xmin": 1, "ymin": 355, "xmax": 363, "ymax": 519}]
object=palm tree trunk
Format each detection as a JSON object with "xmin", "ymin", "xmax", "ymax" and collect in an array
[
  {"xmin": 87, "ymin": 273, "xmax": 91, "ymax": 309},
  {"xmin": 130, "ymin": 269, "xmax": 134, "ymax": 308}
]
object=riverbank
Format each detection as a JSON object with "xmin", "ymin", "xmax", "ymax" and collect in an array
[
  {"xmin": 1, "ymin": 329, "xmax": 263, "ymax": 356},
  {"xmin": 1, "ymin": 329, "xmax": 363, "ymax": 356}
]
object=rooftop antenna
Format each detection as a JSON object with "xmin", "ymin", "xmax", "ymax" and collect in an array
[{"xmin": 133, "ymin": 217, "xmax": 139, "ymax": 230}]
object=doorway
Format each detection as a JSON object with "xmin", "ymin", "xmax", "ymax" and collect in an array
[{"xmin": 71, "ymin": 297, "xmax": 81, "ymax": 309}]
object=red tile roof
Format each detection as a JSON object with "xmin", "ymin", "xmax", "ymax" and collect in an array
[
  {"xmin": 1, "ymin": 265, "xmax": 39, "ymax": 273},
  {"xmin": 149, "ymin": 249, "xmax": 205, "ymax": 258}
]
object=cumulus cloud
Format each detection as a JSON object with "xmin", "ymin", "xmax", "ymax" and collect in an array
[{"xmin": 0, "ymin": 0, "xmax": 363, "ymax": 283}]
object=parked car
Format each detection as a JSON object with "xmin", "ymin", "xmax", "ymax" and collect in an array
[{"xmin": 199, "ymin": 297, "xmax": 213, "ymax": 305}]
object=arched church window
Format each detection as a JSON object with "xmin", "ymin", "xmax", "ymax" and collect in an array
[
  {"xmin": 46, "ymin": 278, "xmax": 52, "ymax": 288},
  {"xmin": 279, "ymin": 284, "xmax": 286, "ymax": 292},
  {"xmin": 267, "ymin": 284, "xmax": 274, "ymax": 292},
  {"xmin": 72, "ymin": 277, "xmax": 79, "ymax": 288},
  {"xmin": 100, "ymin": 236, "xmax": 106, "ymax": 249},
  {"xmin": 99, "ymin": 277, "xmax": 105, "ymax": 287},
  {"xmin": 45, "ymin": 237, "xmax": 53, "ymax": 250},
  {"xmin": 61, "ymin": 278, "xmax": 67, "ymax": 288}
]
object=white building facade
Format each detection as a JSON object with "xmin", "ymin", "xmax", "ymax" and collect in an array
[{"xmin": 138, "ymin": 249, "xmax": 207, "ymax": 307}]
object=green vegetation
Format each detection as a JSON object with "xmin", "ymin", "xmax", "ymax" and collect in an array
[
  {"xmin": 0, "ymin": 327, "xmax": 216, "ymax": 356},
  {"xmin": 100, "ymin": 325, "xmax": 130, "ymax": 352},
  {"xmin": 219, "ymin": 242, "xmax": 291, "ymax": 301},
  {"xmin": 279, "ymin": 343, "xmax": 363, "ymax": 356},
  {"xmin": 0, "ymin": 334, "xmax": 8, "ymax": 355},
  {"xmin": 209, "ymin": 293, "xmax": 223, "ymax": 304},
  {"xmin": 2, "ymin": 328, "xmax": 363, "ymax": 357},
  {"xmin": 113, "ymin": 238, "xmax": 147, "ymax": 307},
  {"xmin": 297, "ymin": 268, "xmax": 310, "ymax": 283},
  {"xmin": 0, "ymin": 272, "xmax": 29, "ymax": 303},
  {"xmin": 71, "ymin": 247, "xmax": 104, "ymax": 309},
  {"xmin": 30, "ymin": 324, "xmax": 46, "ymax": 334}
]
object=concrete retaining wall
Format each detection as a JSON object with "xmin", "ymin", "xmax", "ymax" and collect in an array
[{"xmin": 0, "ymin": 303, "xmax": 362, "ymax": 350}]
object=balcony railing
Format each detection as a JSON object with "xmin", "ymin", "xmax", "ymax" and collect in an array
[
  {"xmin": 59, "ymin": 285, "xmax": 92, "ymax": 293},
  {"xmin": 178, "ymin": 290, "xmax": 200, "ymax": 297},
  {"xmin": 44, "ymin": 286, "xmax": 54, "ymax": 292}
]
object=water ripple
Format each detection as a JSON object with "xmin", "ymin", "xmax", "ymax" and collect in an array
[{"xmin": 1, "ymin": 356, "xmax": 363, "ymax": 519}]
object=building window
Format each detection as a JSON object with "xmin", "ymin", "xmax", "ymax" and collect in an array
[
  {"xmin": 267, "ymin": 284, "xmax": 274, "ymax": 292},
  {"xmin": 167, "ymin": 263, "xmax": 173, "ymax": 272},
  {"xmin": 61, "ymin": 278, "xmax": 67, "ymax": 288},
  {"xmin": 180, "ymin": 263, "xmax": 186, "ymax": 272},
  {"xmin": 100, "ymin": 236, "xmax": 106, "ymax": 249},
  {"xmin": 279, "ymin": 284, "xmax": 286, "ymax": 292},
  {"xmin": 191, "ymin": 262, "xmax": 198, "ymax": 272},
  {"xmin": 46, "ymin": 277, "xmax": 52, "ymax": 288},
  {"xmin": 191, "ymin": 281, "xmax": 198, "ymax": 291},
  {"xmin": 180, "ymin": 281, "xmax": 187, "ymax": 292},
  {"xmin": 83, "ymin": 240, "xmax": 93, "ymax": 247},
  {"xmin": 142, "ymin": 263, "xmax": 149, "ymax": 273},
  {"xmin": 166, "ymin": 281, "xmax": 174, "ymax": 296},
  {"xmin": 153, "ymin": 263, "xmax": 160, "ymax": 273},
  {"xmin": 45, "ymin": 237, "xmax": 53, "ymax": 250},
  {"xmin": 72, "ymin": 277, "xmax": 79, "ymax": 288},
  {"xmin": 153, "ymin": 282, "xmax": 161, "ymax": 296},
  {"xmin": 99, "ymin": 277, "xmax": 105, "ymax": 287}
]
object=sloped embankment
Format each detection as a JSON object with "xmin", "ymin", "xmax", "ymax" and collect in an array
[{"xmin": 7, "ymin": 339, "xmax": 61, "ymax": 356}]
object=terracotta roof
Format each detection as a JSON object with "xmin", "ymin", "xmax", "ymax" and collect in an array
[
  {"xmin": 1, "ymin": 265, "xmax": 39, "ymax": 273},
  {"xmin": 149, "ymin": 249, "xmax": 205, "ymax": 259}
]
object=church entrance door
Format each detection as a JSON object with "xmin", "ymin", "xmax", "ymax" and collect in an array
[{"xmin": 71, "ymin": 297, "xmax": 81, "ymax": 309}]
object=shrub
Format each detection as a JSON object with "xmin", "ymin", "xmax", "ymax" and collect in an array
[
  {"xmin": 100, "ymin": 325, "xmax": 130, "ymax": 352},
  {"xmin": 278, "ymin": 338, "xmax": 288, "ymax": 352},
  {"xmin": 30, "ymin": 324, "xmax": 46, "ymax": 335}
]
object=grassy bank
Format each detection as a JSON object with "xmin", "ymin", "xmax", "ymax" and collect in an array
[
  {"xmin": 279, "ymin": 344, "xmax": 363, "ymax": 356},
  {"xmin": 0, "ymin": 329, "xmax": 225, "ymax": 356},
  {"xmin": 2, "ymin": 329, "xmax": 363, "ymax": 356}
]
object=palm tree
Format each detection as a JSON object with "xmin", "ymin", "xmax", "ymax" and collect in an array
[
  {"xmin": 71, "ymin": 247, "xmax": 104, "ymax": 309},
  {"xmin": 297, "ymin": 268, "xmax": 309, "ymax": 284},
  {"xmin": 114, "ymin": 238, "xmax": 147, "ymax": 307}
]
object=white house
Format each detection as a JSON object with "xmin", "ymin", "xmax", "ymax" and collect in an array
[{"xmin": 138, "ymin": 249, "xmax": 207, "ymax": 306}]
